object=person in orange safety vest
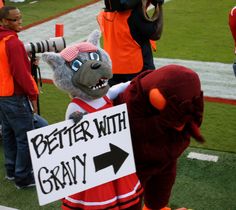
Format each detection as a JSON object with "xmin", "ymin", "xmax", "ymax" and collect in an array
[
  {"xmin": 0, "ymin": 5, "xmax": 48, "ymax": 189},
  {"xmin": 97, "ymin": 0, "xmax": 164, "ymax": 86}
]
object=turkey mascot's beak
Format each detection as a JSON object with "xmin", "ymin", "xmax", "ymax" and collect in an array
[{"xmin": 188, "ymin": 122, "xmax": 205, "ymax": 143}]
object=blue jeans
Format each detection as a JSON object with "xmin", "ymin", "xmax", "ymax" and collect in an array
[
  {"xmin": 34, "ymin": 113, "xmax": 48, "ymax": 129},
  {"xmin": 233, "ymin": 62, "xmax": 236, "ymax": 77},
  {"xmin": 0, "ymin": 95, "xmax": 48, "ymax": 184},
  {"xmin": 0, "ymin": 108, "xmax": 47, "ymax": 137}
]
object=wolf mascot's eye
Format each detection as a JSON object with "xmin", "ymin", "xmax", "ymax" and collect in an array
[
  {"xmin": 89, "ymin": 52, "xmax": 100, "ymax": 61},
  {"xmin": 71, "ymin": 59, "xmax": 83, "ymax": 71}
]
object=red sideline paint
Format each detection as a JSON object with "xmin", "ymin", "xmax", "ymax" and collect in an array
[
  {"xmin": 204, "ymin": 96, "xmax": 236, "ymax": 106},
  {"xmin": 22, "ymin": 0, "xmax": 100, "ymax": 30},
  {"xmin": 42, "ymin": 79, "xmax": 53, "ymax": 84}
]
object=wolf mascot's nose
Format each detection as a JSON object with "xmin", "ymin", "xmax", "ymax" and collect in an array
[{"xmin": 91, "ymin": 62, "xmax": 101, "ymax": 69}]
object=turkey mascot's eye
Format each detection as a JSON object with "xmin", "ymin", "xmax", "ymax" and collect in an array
[
  {"xmin": 71, "ymin": 60, "xmax": 83, "ymax": 71},
  {"xmin": 89, "ymin": 52, "xmax": 100, "ymax": 61}
]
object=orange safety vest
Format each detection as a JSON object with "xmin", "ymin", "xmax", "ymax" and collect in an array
[
  {"xmin": 97, "ymin": 11, "xmax": 143, "ymax": 74},
  {"xmin": 0, "ymin": 35, "xmax": 15, "ymax": 96}
]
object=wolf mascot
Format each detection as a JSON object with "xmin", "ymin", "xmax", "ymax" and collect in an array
[{"xmin": 42, "ymin": 30, "xmax": 143, "ymax": 210}]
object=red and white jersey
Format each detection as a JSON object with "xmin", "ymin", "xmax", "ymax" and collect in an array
[{"xmin": 62, "ymin": 94, "xmax": 143, "ymax": 209}]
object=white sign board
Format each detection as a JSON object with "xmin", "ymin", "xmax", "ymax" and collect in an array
[{"xmin": 27, "ymin": 104, "xmax": 136, "ymax": 206}]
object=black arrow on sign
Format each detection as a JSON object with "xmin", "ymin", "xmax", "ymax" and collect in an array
[{"xmin": 93, "ymin": 143, "xmax": 129, "ymax": 174}]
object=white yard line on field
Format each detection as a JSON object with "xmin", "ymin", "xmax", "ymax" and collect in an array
[
  {"xmin": 0, "ymin": 205, "xmax": 18, "ymax": 210},
  {"xmin": 187, "ymin": 152, "xmax": 219, "ymax": 162}
]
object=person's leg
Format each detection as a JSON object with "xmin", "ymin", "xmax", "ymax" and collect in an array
[
  {"xmin": 15, "ymin": 97, "xmax": 35, "ymax": 186},
  {"xmin": 2, "ymin": 96, "xmax": 35, "ymax": 187},
  {"xmin": 108, "ymin": 74, "xmax": 125, "ymax": 86},
  {"xmin": 0, "ymin": 108, "xmax": 16, "ymax": 179},
  {"xmin": 109, "ymin": 73, "xmax": 138, "ymax": 86},
  {"xmin": 33, "ymin": 113, "xmax": 48, "ymax": 129},
  {"xmin": 233, "ymin": 61, "xmax": 236, "ymax": 77},
  {"xmin": 142, "ymin": 162, "xmax": 177, "ymax": 210}
]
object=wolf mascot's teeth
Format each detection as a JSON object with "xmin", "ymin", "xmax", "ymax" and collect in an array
[{"xmin": 90, "ymin": 78, "xmax": 108, "ymax": 90}]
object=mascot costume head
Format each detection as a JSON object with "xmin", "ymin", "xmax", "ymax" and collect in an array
[{"xmin": 42, "ymin": 29, "xmax": 112, "ymax": 101}]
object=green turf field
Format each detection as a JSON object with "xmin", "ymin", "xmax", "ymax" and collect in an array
[
  {"xmin": 0, "ymin": 0, "xmax": 236, "ymax": 209},
  {"xmin": 156, "ymin": 0, "xmax": 235, "ymax": 63},
  {"xmin": 170, "ymin": 147, "xmax": 236, "ymax": 210}
]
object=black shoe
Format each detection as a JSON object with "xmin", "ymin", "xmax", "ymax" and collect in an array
[
  {"xmin": 5, "ymin": 175, "xmax": 15, "ymax": 181},
  {"xmin": 15, "ymin": 177, "xmax": 35, "ymax": 189},
  {"xmin": 5, "ymin": 171, "xmax": 15, "ymax": 181}
]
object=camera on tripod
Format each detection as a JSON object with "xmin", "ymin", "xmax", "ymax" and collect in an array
[
  {"xmin": 24, "ymin": 37, "xmax": 66, "ymax": 54},
  {"xmin": 24, "ymin": 37, "xmax": 66, "ymax": 115}
]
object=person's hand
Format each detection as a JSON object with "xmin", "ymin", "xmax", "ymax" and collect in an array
[
  {"xmin": 30, "ymin": 100, "xmax": 38, "ymax": 113},
  {"xmin": 28, "ymin": 53, "xmax": 40, "ymax": 66},
  {"xmin": 33, "ymin": 56, "xmax": 40, "ymax": 66}
]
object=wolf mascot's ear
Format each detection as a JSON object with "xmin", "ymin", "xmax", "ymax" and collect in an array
[
  {"xmin": 42, "ymin": 52, "xmax": 65, "ymax": 71},
  {"xmin": 86, "ymin": 29, "xmax": 101, "ymax": 47}
]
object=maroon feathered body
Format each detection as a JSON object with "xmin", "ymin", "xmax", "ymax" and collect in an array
[{"xmin": 114, "ymin": 64, "xmax": 204, "ymax": 209}]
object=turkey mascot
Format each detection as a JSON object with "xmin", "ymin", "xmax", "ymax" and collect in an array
[{"xmin": 114, "ymin": 64, "xmax": 205, "ymax": 210}]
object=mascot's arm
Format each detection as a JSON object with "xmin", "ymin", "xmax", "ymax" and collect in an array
[
  {"xmin": 107, "ymin": 81, "xmax": 130, "ymax": 100},
  {"xmin": 130, "ymin": 3, "xmax": 163, "ymax": 40},
  {"xmin": 65, "ymin": 103, "xmax": 86, "ymax": 120},
  {"xmin": 65, "ymin": 102, "xmax": 87, "ymax": 124},
  {"xmin": 150, "ymin": 5, "xmax": 163, "ymax": 40},
  {"xmin": 69, "ymin": 111, "xmax": 87, "ymax": 124}
]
